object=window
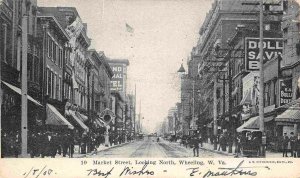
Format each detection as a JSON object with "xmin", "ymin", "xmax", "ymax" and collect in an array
[
  {"xmin": 47, "ymin": 35, "xmax": 51, "ymax": 58},
  {"xmin": 58, "ymin": 76, "xmax": 61, "ymax": 100},
  {"xmin": 51, "ymin": 71, "xmax": 54, "ymax": 98},
  {"xmin": 28, "ymin": 55, "xmax": 33, "ymax": 81},
  {"xmin": 46, "ymin": 68, "xmax": 50, "ymax": 95},
  {"xmin": 59, "ymin": 48, "xmax": 63, "ymax": 68},
  {"xmin": 34, "ymin": 57, "xmax": 39, "ymax": 82},
  {"xmin": 53, "ymin": 43, "xmax": 57, "ymax": 63},
  {"xmin": 53, "ymin": 73, "xmax": 57, "ymax": 99},
  {"xmin": 1, "ymin": 24, "xmax": 7, "ymax": 63}
]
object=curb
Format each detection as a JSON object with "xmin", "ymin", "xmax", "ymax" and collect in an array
[
  {"xmin": 79, "ymin": 141, "xmax": 134, "ymax": 157},
  {"xmin": 199, "ymin": 146, "xmax": 234, "ymax": 156}
]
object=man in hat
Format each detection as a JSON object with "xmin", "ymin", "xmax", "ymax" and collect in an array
[
  {"xmin": 192, "ymin": 135, "xmax": 200, "ymax": 157},
  {"xmin": 296, "ymin": 133, "xmax": 300, "ymax": 158},
  {"xmin": 282, "ymin": 133, "xmax": 289, "ymax": 157},
  {"xmin": 290, "ymin": 132, "xmax": 297, "ymax": 157}
]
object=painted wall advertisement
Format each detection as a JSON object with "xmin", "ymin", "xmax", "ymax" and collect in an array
[
  {"xmin": 245, "ymin": 38, "xmax": 283, "ymax": 71},
  {"xmin": 110, "ymin": 64, "xmax": 124, "ymax": 92},
  {"xmin": 279, "ymin": 79, "xmax": 293, "ymax": 106}
]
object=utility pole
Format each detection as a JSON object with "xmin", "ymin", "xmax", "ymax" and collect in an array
[
  {"xmin": 213, "ymin": 75, "xmax": 218, "ymax": 150},
  {"xmin": 134, "ymin": 84, "xmax": 136, "ymax": 139},
  {"xmin": 192, "ymin": 80, "xmax": 195, "ymax": 133},
  {"xmin": 228, "ymin": 49, "xmax": 233, "ymax": 153},
  {"xmin": 241, "ymin": 0, "xmax": 283, "ymax": 157},
  {"xmin": 258, "ymin": 0, "xmax": 266, "ymax": 157},
  {"xmin": 21, "ymin": 15, "xmax": 28, "ymax": 157},
  {"xmin": 139, "ymin": 99, "xmax": 141, "ymax": 133}
]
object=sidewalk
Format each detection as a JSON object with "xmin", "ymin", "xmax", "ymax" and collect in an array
[
  {"xmin": 57, "ymin": 141, "xmax": 134, "ymax": 158},
  {"xmin": 199, "ymin": 142, "xmax": 284, "ymax": 158},
  {"xmin": 3, "ymin": 141, "xmax": 136, "ymax": 158},
  {"xmin": 164, "ymin": 139, "xmax": 284, "ymax": 158}
]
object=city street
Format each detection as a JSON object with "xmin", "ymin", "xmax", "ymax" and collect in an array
[{"xmin": 89, "ymin": 138, "xmax": 230, "ymax": 158}]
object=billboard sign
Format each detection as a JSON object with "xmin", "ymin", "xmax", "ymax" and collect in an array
[
  {"xmin": 245, "ymin": 38, "xmax": 283, "ymax": 71},
  {"xmin": 110, "ymin": 64, "xmax": 124, "ymax": 92},
  {"xmin": 279, "ymin": 79, "xmax": 293, "ymax": 106}
]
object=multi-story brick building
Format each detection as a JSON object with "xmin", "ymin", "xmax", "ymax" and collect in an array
[
  {"xmin": 190, "ymin": 0, "xmax": 283, "ymax": 150},
  {"xmin": 1, "ymin": 0, "xmax": 43, "ymax": 138}
]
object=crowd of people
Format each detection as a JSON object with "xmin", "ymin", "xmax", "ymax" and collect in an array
[
  {"xmin": 1, "ymin": 130, "xmax": 76, "ymax": 158},
  {"xmin": 166, "ymin": 131, "xmax": 300, "ymax": 158},
  {"xmin": 281, "ymin": 132, "xmax": 300, "ymax": 158},
  {"xmin": 1, "ymin": 130, "xmax": 107, "ymax": 158}
]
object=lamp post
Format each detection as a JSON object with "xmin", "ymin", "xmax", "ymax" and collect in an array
[{"xmin": 177, "ymin": 63, "xmax": 187, "ymax": 135}]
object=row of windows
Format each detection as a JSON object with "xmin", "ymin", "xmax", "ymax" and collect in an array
[
  {"xmin": 264, "ymin": 79, "xmax": 278, "ymax": 107},
  {"xmin": 28, "ymin": 55, "xmax": 40, "ymax": 83},
  {"xmin": 46, "ymin": 67, "xmax": 62, "ymax": 101},
  {"xmin": 47, "ymin": 34, "xmax": 63, "ymax": 68}
]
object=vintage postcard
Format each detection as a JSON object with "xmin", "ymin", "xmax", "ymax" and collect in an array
[{"xmin": 1, "ymin": 0, "xmax": 300, "ymax": 177}]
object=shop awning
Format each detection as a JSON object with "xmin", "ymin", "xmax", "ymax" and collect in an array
[
  {"xmin": 76, "ymin": 112, "xmax": 89, "ymax": 122},
  {"xmin": 240, "ymin": 90, "xmax": 251, "ymax": 105},
  {"xmin": 241, "ymin": 113, "xmax": 251, "ymax": 121},
  {"xmin": 2, "ymin": 81, "xmax": 42, "ymax": 106},
  {"xmin": 237, "ymin": 116, "xmax": 274, "ymax": 132},
  {"xmin": 232, "ymin": 87, "xmax": 238, "ymax": 96},
  {"xmin": 69, "ymin": 110, "xmax": 89, "ymax": 132},
  {"xmin": 237, "ymin": 116, "xmax": 260, "ymax": 132},
  {"xmin": 275, "ymin": 107, "xmax": 300, "ymax": 122},
  {"xmin": 207, "ymin": 121, "xmax": 213, "ymax": 128},
  {"xmin": 95, "ymin": 118, "xmax": 106, "ymax": 128},
  {"xmin": 46, "ymin": 104, "xmax": 74, "ymax": 129}
]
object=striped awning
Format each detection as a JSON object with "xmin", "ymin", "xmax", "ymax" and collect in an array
[
  {"xmin": 2, "ymin": 81, "xmax": 42, "ymax": 106},
  {"xmin": 46, "ymin": 104, "xmax": 74, "ymax": 129},
  {"xmin": 76, "ymin": 112, "xmax": 89, "ymax": 122},
  {"xmin": 276, "ymin": 107, "xmax": 300, "ymax": 122},
  {"xmin": 237, "ymin": 116, "xmax": 274, "ymax": 132},
  {"xmin": 237, "ymin": 116, "xmax": 260, "ymax": 132},
  {"xmin": 95, "ymin": 118, "xmax": 106, "ymax": 128},
  {"xmin": 69, "ymin": 110, "xmax": 89, "ymax": 132},
  {"xmin": 240, "ymin": 90, "xmax": 251, "ymax": 105}
]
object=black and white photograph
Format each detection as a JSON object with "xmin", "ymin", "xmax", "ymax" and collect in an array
[{"xmin": 1, "ymin": 0, "xmax": 300, "ymax": 161}]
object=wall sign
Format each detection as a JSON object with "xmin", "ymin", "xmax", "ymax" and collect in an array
[
  {"xmin": 279, "ymin": 79, "xmax": 293, "ymax": 106},
  {"xmin": 245, "ymin": 38, "xmax": 283, "ymax": 71}
]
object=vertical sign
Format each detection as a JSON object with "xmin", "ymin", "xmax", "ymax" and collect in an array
[
  {"xmin": 245, "ymin": 38, "xmax": 283, "ymax": 71},
  {"xmin": 110, "ymin": 64, "xmax": 124, "ymax": 92},
  {"xmin": 279, "ymin": 79, "xmax": 293, "ymax": 106}
]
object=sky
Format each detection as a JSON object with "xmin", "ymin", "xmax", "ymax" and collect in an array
[{"xmin": 38, "ymin": 0, "xmax": 214, "ymax": 133}]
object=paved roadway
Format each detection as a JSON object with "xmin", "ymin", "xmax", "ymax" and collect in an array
[{"xmin": 89, "ymin": 137, "xmax": 230, "ymax": 158}]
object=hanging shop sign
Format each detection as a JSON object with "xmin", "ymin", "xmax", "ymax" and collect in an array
[
  {"xmin": 245, "ymin": 38, "xmax": 283, "ymax": 71},
  {"xmin": 279, "ymin": 79, "xmax": 293, "ymax": 106},
  {"xmin": 99, "ymin": 108, "xmax": 116, "ymax": 124}
]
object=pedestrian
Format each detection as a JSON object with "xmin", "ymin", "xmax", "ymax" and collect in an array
[
  {"xmin": 219, "ymin": 133, "xmax": 227, "ymax": 152},
  {"xmin": 282, "ymin": 133, "xmax": 289, "ymax": 157},
  {"xmin": 218, "ymin": 133, "xmax": 223, "ymax": 151},
  {"xmin": 42, "ymin": 131, "xmax": 57, "ymax": 158},
  {"xmin": 290, "ymin": 132, "xmax": 297, "ymax": 157},
  {"xmin": 69, "ymin": 134, "xmax": 75, "ymax": 158},
  {"xmin": 12, "ymin": 131, "xmax": 21, "ymax": 158},
  {"xmin": 235, "ymin": 133, "xmax": 242, "ymax": 157},
  {"xmin": 252, "ymin": 135, "xmax": 260, "ymax": 157},
  {"xmin": 296, "ymin": 133, "xmax": 300, "ymax": 158},
  {"xmin": 199, "ymin": 135, "xmax": 203, "ymax": 147},
  {"xmin": 62, "ymin": 133, "xmax": 69, "ymax": 157},
  {"xmin": 36, "ymin": 131, "xmax": 44, "ymax": 157},
  {"xmin": 1, "ymin": 131, "xmax": 10, "ymax": 158},
  {"xmin": 192, "ymin": 136, "xmax": 200, "ymax": 157},
  {"xmin": 29, "ymin": 133, "xmax": 38, "ymax": 158}
]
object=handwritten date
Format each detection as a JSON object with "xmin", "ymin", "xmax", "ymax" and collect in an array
[{"xmin": 23, "ymin": 166, "xmax": 56, "ymax": 178}]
